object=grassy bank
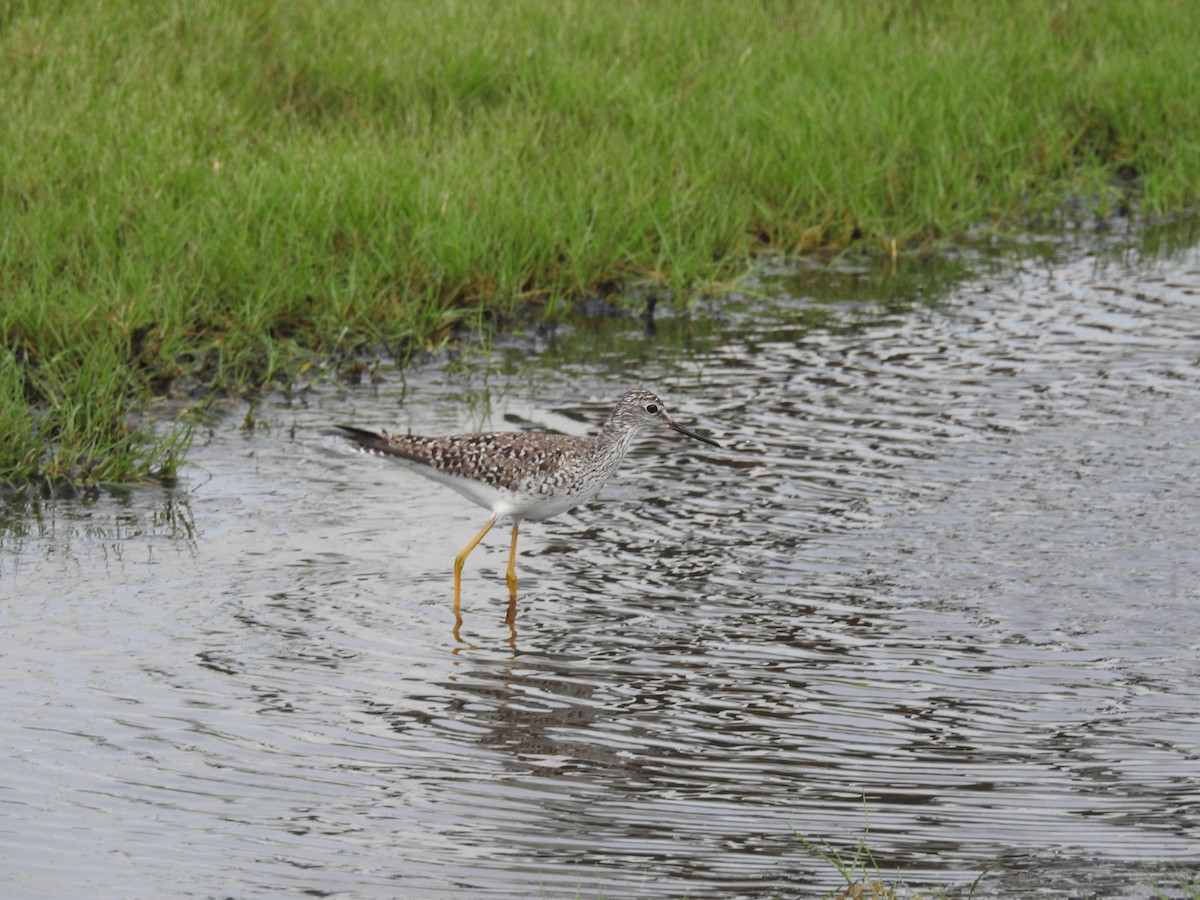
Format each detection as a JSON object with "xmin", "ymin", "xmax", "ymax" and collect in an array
[{"xmin": 3, "ymin": 0, "xmax": 1200, "ymax": 488}]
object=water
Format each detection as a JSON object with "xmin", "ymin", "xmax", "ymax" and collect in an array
[{"xmin": 3, "ymin": 229, "xmax": 1199, "ymax": 898}]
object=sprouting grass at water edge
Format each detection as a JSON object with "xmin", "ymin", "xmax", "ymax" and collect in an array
[
  {"xmin": 792, "ymin": 803, "xmax": 997, "ymax": 900},
  {"xmin": 794, "ymin": 816, "xmax": 1199, "ymax": 899},
  {"xmin": 3, "ymin": 0, "xmax": 1200, "ymax": 488}
]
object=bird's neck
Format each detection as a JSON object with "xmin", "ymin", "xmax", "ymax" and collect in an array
[{"xmin": 591, "ymin": 422, "xmax": 641, "ymax": 474}]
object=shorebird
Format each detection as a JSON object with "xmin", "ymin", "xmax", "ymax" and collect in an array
[{"xmin": 336, "ymin": 388, "xmax": 720, "ymax": 633}]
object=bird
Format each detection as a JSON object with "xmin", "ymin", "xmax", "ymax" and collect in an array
[{"xmin": 335, "ymin": 388, "xmax": 720, "ymax": 634}]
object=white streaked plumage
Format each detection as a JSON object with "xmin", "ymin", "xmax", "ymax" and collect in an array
[{"xmin": 336, "ymin": 388, "xmax": 721, "ymax": 636}]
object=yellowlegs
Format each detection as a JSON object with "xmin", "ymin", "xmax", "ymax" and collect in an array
[{"xmin": 336, "ymin": 388, "xmax": 720, "ymax": 634}]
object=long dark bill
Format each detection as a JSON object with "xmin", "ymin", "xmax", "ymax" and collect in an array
[{"xmin": 670, "ymin": 421, "xmax": 721, "ymax": 448}]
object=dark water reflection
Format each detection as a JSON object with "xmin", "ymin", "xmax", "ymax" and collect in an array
[{"xmin": 3, "ymin": 229, "xmax": 1199, "ymax": 897}]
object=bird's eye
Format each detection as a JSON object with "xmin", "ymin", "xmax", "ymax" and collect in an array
[{"xmin": 645, "ymin": 404, "xmax": 658, "ymax": 414}]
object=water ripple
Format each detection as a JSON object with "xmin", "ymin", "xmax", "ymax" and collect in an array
[{"xmin": 3, "ymin": 239, "xmax": 1200, "ymax": 896}]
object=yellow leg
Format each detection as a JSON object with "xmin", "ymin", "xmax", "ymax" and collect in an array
[
  {"xmin": 454, "ymin": 516, "xmax": 498, "ymax": 629},
  {"xmin": 505, "ymin": 521, "xmax": 520, "ymax": 602}
]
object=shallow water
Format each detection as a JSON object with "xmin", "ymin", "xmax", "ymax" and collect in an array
[{"xmin": 3, "ymin": 230, "xmax": 1199, "ymax": 898}]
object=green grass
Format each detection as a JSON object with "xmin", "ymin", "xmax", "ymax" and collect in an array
[
  {"xmin": 1150, "ymin": 870, "xmax": 1200, "ymax": 900},
  {"xmin": 794, "ymin": 800, "xmax": 996, "ymax": 900},
  {"xmin": 795, "ymin": 811, "xmax": 1199, "ymax": 899},
  {"xmin": 3, "ymin": 0, "xmax": 1200, "ymax": 487}
]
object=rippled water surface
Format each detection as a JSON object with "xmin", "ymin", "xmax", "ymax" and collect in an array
[{"xmin": 3, "ymin": 231, "xmax": 1199, "ymax": 898}]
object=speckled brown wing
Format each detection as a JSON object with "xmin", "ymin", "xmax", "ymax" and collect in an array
[{"xmin": 334, "ymin": 425, "xmax": 590, "ymax": 494}]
